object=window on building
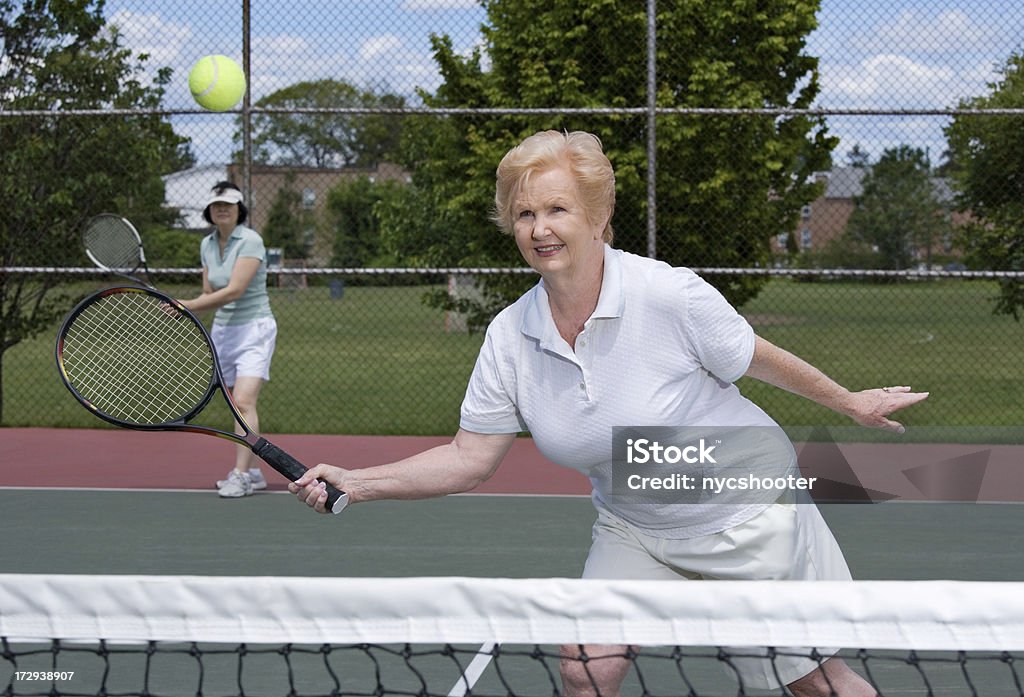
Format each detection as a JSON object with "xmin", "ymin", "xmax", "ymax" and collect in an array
[
  {"xmin": 302, "ymin": 188, "xmax": 316, "ymax": 210},
  {"xmin": 801, "ymin": 228, "xmax": 812, "ymax": 249}
]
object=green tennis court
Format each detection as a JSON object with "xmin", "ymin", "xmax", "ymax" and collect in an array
[{"xmin": 2, "ymin": 490, "xmax": 1023, "ymax": 581}]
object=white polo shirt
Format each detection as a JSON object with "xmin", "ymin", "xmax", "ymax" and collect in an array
[{"xmin": 460, "ymin": 245, "xmax": 793, "ymax": 538}]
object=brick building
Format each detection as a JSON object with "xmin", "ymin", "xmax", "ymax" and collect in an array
[{"xmin": 777, "ymin": 167, "xmax": 964, "ymax": 265}]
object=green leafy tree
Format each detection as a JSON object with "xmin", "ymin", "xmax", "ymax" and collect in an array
[
  {"xmin": 327, "ymin": 176, "xmax": 402, "ymax": 268},
  {"xmin": 263, "ymin": 174, "xmax": 314, "ymax": 260},
  {"xmin": 945, "ymin": 51, "xmax": 1024, "ymax": 318},
  {"xmin": 0, "ymin": 0, "xmax": 190, "ymax": 422},
  {"xmin": 846, "ymin": 146, "xmax": 948, "ymax": 270},
  {"xmin": 144, "ymin": 227, "xmax": 202, "ymax": 267},
  {"xmin": 379, "ymin": 0, "xmax": 834, "ymax": 322},
  {"xmin": 245, "ymin": 79, "xmax": 405, "ymax": 168}
]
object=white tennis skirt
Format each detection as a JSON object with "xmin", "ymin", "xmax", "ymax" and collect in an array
[{"xmin": 210, "ymin": 317, "xmax": 277, "ymax": 385}]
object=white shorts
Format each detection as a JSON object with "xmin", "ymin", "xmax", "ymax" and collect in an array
[
  {"xmin": 582, "ymin": 501, "xmax": 852, "ymax": 689},
  {"xmin": 210, "ymin": 317, "xmax": 277, "ymax": 386}
]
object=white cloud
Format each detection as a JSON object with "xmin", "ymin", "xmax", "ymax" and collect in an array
[
  {"xmin": 831, "ymin": 54, "xmax": 952, "ymax": 100},
  {"xmin": 107, "ymin": 10, "xmax": 192, "ymax": 66},
  {"xmin": 856, "ymin": 10, "xmax": 994, "ymax": 56},
  {"xmin": 247, "ymin": 34, "xmax": 340, "ymax": 96},
  {"xmin": 237, "ymin": 32, "xmax": 443, "ymax": 99},
  {"xmin": 359, "ymin": 34, "xmax": 404, "ymax": 62},
  {"xmin": 104, "ymin": 11, "xmax": 201, "ymax": 110},
  {"xmin": 823, "ymin": 54, "xmax": 950, "ymax": 106},
  {"xmin": 811, "ymin": 5, "xmax": 1016, "ymax": 111},
  {"xmin": 350, "ymin": 35, "xmax": 444, "ymax": 94},
  {"xmin": 253, "ymin": 34, "xmax": 313, "ymax": 58},
  {"xmin": 821, "ymin": 53, "xmax": 1001, "ymax": 109}
]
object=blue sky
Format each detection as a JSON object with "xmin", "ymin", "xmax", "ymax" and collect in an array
[{"xmin": 103, "ymin": 0, "xmax": 1024, "ymax": 167}]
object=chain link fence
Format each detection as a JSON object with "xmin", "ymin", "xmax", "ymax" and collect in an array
[{"xmin": 2, "ymin": 0, "xmax": 1023, "ymax": 440}]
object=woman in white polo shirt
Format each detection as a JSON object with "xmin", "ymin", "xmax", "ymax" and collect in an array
[
  {"xmin": 289, "ymin": 132, "xmax": 927, "ymax": 696},
  {"xmin": 178, "ymin": 181, "xmax": 277, "ymax": 499}
]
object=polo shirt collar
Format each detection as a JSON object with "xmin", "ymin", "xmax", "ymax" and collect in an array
[
  {"xmin": 208, "ymin": 224, "xmax": 241, "ymax": 241},
  {"xmin": 521, "ymin": 244, "xmax": 624, "ymax": 345}
]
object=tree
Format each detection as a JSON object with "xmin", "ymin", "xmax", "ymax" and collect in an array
[
  {"xmin": 263, "ymin": 174, "xmax": 315, "ymax": 260},
  {"xmin": 945, "ymin": 51, "xmax": 1024, "ymax": 318},
  {"xmin": 326, "ymin": 176, "xmax": 402, "ymax": 268},
  {"xmin": 246, "ymin": 79, "xmax": 405, "ymax": 168},
  {"xmin": 846, "ymin": 144, "xmax": 871, "ymax": 168},
  {"xmin": 379, "ymin": 0, "xmax": 834, "ymax": 321},
  {"xmin": 0, "ymin": 0, "xmax": 190, "ymax": 422},
  {"xmin": 846, "ymin": 146, "xmax": 949, "ymax": 270}
]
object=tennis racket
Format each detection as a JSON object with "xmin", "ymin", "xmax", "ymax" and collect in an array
[
  {"xmin": 82, "ymin": 214, "xmax": 152, "ymax": 286},
  {"xmin": 55, "ymin": 285, "xmax": 348, "ymax": 514}
]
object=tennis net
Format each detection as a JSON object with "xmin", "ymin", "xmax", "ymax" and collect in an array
[{"xmin": 2, "ymin": 574, "xmax": 1023, "ymax": 696}]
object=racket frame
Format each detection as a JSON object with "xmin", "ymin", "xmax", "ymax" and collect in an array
[{"xmin": 55, "ymin": 285, "xmax": 348, "ymax": 513}]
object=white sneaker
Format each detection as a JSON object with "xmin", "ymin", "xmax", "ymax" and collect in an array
[
  {"xmin": 218, "ymin": 470, "xmax": 254, "ymax": 498},
  {"xmin": 217, "ymin": 468, "xmax": 267, "ymax": 491}
]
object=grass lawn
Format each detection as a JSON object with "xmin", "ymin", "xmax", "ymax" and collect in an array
[
  {"xmin": 737, "ymin": 278, "xmax": 1023, "ymax": 442},
  {"xmin": 3, "ymin": 277, "xmax": 1021, "ymax": 442}
]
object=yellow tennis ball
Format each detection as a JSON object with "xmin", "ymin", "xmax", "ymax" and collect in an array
[{"xmin": 188, "ymin": 55, "xmax": 246, "ymax": 112}]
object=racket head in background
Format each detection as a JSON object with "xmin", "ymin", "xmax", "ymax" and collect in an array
[
  {"xmin": 55, "ymin": 285, "xmax": 219, "ymax": 430},
  {"xmin": 54, "ymin": 285, "xmax": 351, "ymax": 514},
  {"xmin": 82, "ymin": 214, "xmax": 146, "ymax": 278}
]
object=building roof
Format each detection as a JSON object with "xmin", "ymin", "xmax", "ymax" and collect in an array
[
  {"xmin": 814, "ymin": 167, "xmax": 955, "ymax": 204},
  {"xmin": 162, "ymin": 164, "xmax": 230, "ymax": 229},
  {"xmin": 817, "ymin": 167, "xmax": 867, "ymax": 198}
]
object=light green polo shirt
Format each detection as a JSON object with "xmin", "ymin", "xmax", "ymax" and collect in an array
[{"xmin": 199, "ymin": 224, "xmax": 274, "ymax": 325}]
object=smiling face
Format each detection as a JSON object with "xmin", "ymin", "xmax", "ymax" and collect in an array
[{"xmin": 512, "ymin": 164, "xmax": 607, "ymax": 281}]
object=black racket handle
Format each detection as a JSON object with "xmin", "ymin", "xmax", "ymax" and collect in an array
[{"xmin": 252, "ymin": 438, "xmax": 348, "ymax": 514}]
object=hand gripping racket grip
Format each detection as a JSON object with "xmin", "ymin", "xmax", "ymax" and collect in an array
[{"xmin": 252, "ymin": 438, "xmax": 348, "ymax": 514}]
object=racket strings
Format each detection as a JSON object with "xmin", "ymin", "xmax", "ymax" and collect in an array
[
  {"xmin": 84, "ymin": 217, "xmax": 142, "ymax": 270},
  {"xmin": 66, "ymin": 312, "xmax": 206, "ymax": 423},
  {"xmin": 60, "ymin": 293, "xmax": 215, "ymax": 425}
]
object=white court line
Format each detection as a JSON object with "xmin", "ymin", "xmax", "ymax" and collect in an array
[
  {"xmin": 447, "ymin": 642, "xmax": 497, "ymax": 697},
  {"xmin": 0, "ymin": 483, "xmax": 589, "ymax": 495},
  {"xmin": 3, "ymin": 487, "xmax": 1021, "ymax": 504},
  {"xmin": 0, "ymin": 486, "xmax": 219, "ymax": 493}
]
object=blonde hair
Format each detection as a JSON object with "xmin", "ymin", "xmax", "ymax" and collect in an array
[{"xmin": 492, "ymin": 130, "xmax": 615, "ymax": 243}]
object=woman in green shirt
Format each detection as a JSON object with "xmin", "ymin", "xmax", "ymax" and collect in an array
[{"xmin": 179, "ymin": 181, "xmax": 278, "ymax": 499}]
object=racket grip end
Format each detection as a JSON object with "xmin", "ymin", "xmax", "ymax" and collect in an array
[
  {"xmin": 253, "ymin": 438, "xmax": 348, "ymax": 515},
  {"xmin": 329, "ymin": 490, "xmax": 349, "ymax": 515}
]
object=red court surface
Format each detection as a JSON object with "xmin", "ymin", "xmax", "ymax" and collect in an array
[
  {"xmin": 0, "ymin": 428, "xmax": 589, "ymax": 495},
  {"xmin": 2, "ymin": 428, "xmax": 1023, "ymax": 502}
]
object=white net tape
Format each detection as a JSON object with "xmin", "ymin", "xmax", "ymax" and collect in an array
[{"xmin": 3, "ymin": 575, "xmax": 1023, "ymax": 650}]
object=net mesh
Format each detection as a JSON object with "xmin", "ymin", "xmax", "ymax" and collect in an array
[
  {"xmin": 3, "ymin": 575, "xmax": 1023, "ymax": 697},
  {"xmin": 58, "ymin": 290, "xmax": 214, "ymax": 425}
]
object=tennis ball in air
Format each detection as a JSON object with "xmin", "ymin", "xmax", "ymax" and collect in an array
[{"xmin": 188, "ymin": 55, "xmax": 246, "ymax": 112}]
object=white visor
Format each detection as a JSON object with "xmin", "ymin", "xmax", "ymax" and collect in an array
[{"xmin": 206, "ymin": 188, "xmax": 244, "ymax": 207}]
